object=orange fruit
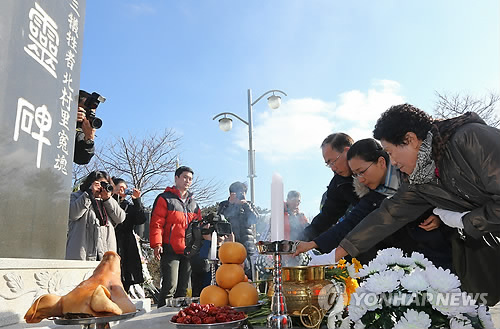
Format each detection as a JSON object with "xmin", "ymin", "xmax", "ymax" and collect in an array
[
  {"xmin": 216, "ymin": 264, "xmax": 245, "ymax": 289},
  {"xmin": 229, "ymin": 282, "xmax": 258, "ymax": 307},
  {"xmin": 199, "ymin": 285, "xmax": 228, "ymax": 307},
  {"xmin": 219, "ymin": 242, "xmax": 247, "ymax": 264}
]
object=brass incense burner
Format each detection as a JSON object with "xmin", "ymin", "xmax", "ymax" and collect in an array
[{"xmin": 268, "ymin": 265, "xmax": 341, "ymax": 328}]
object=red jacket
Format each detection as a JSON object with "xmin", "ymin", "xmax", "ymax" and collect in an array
[{"xmin": 150, "ymin": 186, "xmax": 201, "ymax": 254}]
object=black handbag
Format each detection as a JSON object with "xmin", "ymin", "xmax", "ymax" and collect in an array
[{"xmin": 451, "ymin": 230, "xmax": 500, "ymax": 306}]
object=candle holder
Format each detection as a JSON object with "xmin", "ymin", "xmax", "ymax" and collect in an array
[
  {"xmin": 207, "ymin": 259, "xmax": 218, "ymax": 285},
  {"xmin": 256, "ymin": 240, "xmax": 297, "ymax": 329}
]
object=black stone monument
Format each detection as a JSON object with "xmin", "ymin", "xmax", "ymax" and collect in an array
[{"xmin": 0, "ymin": 0, "xmax": 86, "ymax": 258}]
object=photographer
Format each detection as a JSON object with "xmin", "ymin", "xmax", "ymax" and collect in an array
[
  {"xmin": 66, "ymin": 170, "xmax": 125, "ymax": 260},
  {"xmin": 74, "ymin": 90, "xmax": 105, "ymax": 165},
  {"xmin": 112, "ymin": 178, "xmax": 147, "ymax": 293},
  {"xmin": 217, "ymin": 181, "xmax": 258, "ymax": 280},
  {"xmin": 185, "ymin": 213, "xmax": 232, "ymax": 297}
]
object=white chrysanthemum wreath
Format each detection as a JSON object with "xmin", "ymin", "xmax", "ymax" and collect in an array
[{"xmin": 329, "ymin": 248, "xmax": 495, "ymax": 329}]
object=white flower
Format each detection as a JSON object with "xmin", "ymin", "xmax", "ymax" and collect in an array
[
  {"xmin": 374, "ymin": 248, "xmax": 412, "ymax": 267},
  {"xmin": 477, "ymin": 304, "xmax": 496, "ymax": 329},
  {"xmin": 424, "ymin": 266, "xmax": 460, "ymax": 292},
  {"xmin": 393, "ymin": 309, "xmax": 432, "ymax": 329},
  {"xmin": 449, "ymin": 314, "xmax": 474, "ymax": 329},
  {"xmin": 389, "ymin": 292, "xmax": 415, "ymax": 306},
  {"xmin": 400, "ymin": 269, "xmax": 429, "ymax": 292},
  {"xmin": 425, "ymin": 288, "xmax": 476, "ymax": 316},
  {"xmin": 376, "ymin": 247, "xmax": 404, "ymax": 258},
  {"xmin": 347, "ymin": 263, "xmax": 359, "ymax": 278},
  {"xmin": 358, "ymin": 259, "xmax": 387, "ymax": 277},
  {"xmin": 348, "ymin": 302, "xmax": 368, "ymax": 322},
  {"xmin": 363, "ymin": 270, "xmax": 401, "ymax": 294},
  {"xmin": 410, "ymin": 251, "xmax": 433, "ymax": 269},
  {"xmin": 332, "ymin": 316, "xmax": 351, "ymax": 329},
  {"xmin": 353, "ymin": 320, "xmax": 366, "ymax": 329}
]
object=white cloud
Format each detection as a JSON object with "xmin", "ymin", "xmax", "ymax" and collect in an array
[
  {"xmin": 335, "ymin": 80, "xmax": 405, "ymax": 123},
  {"xmin": 124, "ymin": 3, "xmax": 155, "ymax": 15},
  {"xmin": 232, "ymin": 79, "xmax": 405, "ymax": 161}
]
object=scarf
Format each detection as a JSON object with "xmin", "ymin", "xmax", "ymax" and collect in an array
[
  {"xmin": 408, "ymin": 131, "xmax": 436, "ymax": 185},
  {"xmin": 375, "ymin": 163, "xmax": 401, "ymax": 197}
]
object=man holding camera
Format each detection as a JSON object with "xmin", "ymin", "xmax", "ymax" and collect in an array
[
  {"xmin": 74, "ymin": 90, "xmax": 105, "ymax": 165},
  {"xmin": 112, "ymin": 178, "xmax": 147, "ymax": 293},
  {"xmin": 150, "ymin": 166, "xmax": 201, "ymax": 307},
  {"xmin": 217, "ymin": 181, "xmax": 258, "ymax": 280}
]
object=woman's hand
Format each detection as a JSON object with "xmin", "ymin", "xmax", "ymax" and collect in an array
[
  {"xmin": 132, "ymin": 188, "xmax": 141, "ymax": 199},
  {"xmin": 419, "ymin": 214, "xmax": 441, "ymax": 231},
  {"xmin": 335, "ymin": 247, "xmax": 348, "ymax": 262},
  {"xmin": 90, "ymin": 180, "xmax": 102, "ymax": 197},
  {"xmin": 292, "ymin": 240, "xmax": 318, "ymax": 257}
]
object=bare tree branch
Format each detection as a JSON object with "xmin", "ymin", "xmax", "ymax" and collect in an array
[
  {"xmin": 433, "ymin": 91, "xmax": 500, "ymax": 127},
  {"xmin": 71, "ymin": 129, "xmax": 223, "ymax": 207}
]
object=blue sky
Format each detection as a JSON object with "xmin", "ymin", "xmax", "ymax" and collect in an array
[{"xmin": 79, "ymin": 0, "xmax": 499, "ymax": 219}]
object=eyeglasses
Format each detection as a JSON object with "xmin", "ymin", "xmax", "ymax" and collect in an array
[
  {"xmin": 325, "ymin": 152, "xmax": 343, "ymax": 168},
  {"xmin": 352, "ymin": 162, "xmax": 375, "ymax": 178}
]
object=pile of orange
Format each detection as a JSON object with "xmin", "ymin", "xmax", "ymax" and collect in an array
[{"xmin": 200, "ymin": 242, "xmax": 258, "ymax": 307}]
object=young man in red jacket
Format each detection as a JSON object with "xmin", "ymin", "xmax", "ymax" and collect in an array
[{"xmin": 150, "ymin": 166, "xmax": 201, "ymax": 307}]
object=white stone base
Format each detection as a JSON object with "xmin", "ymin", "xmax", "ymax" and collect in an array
[{"xmin": 0, "ymin": 258, "xmax": 99, "ymax": 327}]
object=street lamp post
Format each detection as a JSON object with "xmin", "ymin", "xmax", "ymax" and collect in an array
[{"xmin": 213, "ymin": 89, "xmax": 287, "ymax": 204}]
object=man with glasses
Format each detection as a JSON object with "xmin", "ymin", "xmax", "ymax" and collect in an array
[{"xmin": 300, "ymin": 133, "xmax": 358, "ymax": 241}]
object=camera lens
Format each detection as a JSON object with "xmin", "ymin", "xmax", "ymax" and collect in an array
[
  {"xmin": 124, "ymin": 188, "xmax": 134, "ymax": 195},
  {"xmin": 100, "ymin": 181, "xmax": 113, "ymax": 193},
  {"xmin": 91, "ymin": 117, "xmax": 103, "ymax": 129}
]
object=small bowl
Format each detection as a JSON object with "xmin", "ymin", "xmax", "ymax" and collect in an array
[{"xmin": 256, "ymin": 240, "xmax": 298, "ymax": 254}]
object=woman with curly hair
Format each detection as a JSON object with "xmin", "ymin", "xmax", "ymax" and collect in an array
[{"xmin": 335, "ymin": 104, "xmax": 500, "ymax": 305}]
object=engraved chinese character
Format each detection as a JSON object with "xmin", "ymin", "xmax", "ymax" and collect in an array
[
  {"xmin": 62, "ymin": 72, "xmax": 74, "ymax": 92},
  {"xmin": 13, "ymin": 98, "xmax": 52, "ymax": 168},
  {"xmin": 60, "ymin": 108, "xmax": 71, "ymax": 130},
  {"xmin": 23, "ymin": 3, "xmax": 59, "ymax": 79},
  {"xmin": 68, "ymin": 12, "xmax": 79, "ymax": 37},
  {"xmin": 66, "ymin": 31, "xmax": 78, "ymax": 52},
  {"xmin": 65, "ymin": 49, "xmax": 76, "ymax": 70},
  {"xmin": 60, "ymin": 86, "xmax": 73, "ymax": 110},
  {"xmin": 57, "ymin": 129, "xmax": 69, "ymax": 155},
  {"xmin": 70, "ymin": 0, "xmax": 80, "ymax": 17},
  {"xmin": 54, "ymin": 154, "xmax": 68, "ymax": 175}
]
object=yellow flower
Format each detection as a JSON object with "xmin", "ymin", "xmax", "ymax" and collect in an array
[
  {"xmin": 352, "ymin": 258, "xmax": 362, "ymax": 272},
  {"xmin": 344, "ymin": 278, "xmax": 359, "ymax": 305},
  {"xmin": 337, "ymin": 259, "xmax": 346, "ymax": 269}
]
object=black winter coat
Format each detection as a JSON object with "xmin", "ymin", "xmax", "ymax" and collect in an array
[
  {"xmin": 73, "ymin": 130, "xmax": 94, "ymax": 165},
  {"xmin": 217, "ymin": 200, "xmax": 258, "ymax": 257},
  {"xmin": 115, "ymin": 196, "xmax": 147, "ymax": 289},
  {"xmin": 340, "ymin": 116, "xmax": 500, "ymax": 304},
  {"xmin": 315, "ymin": 188, "xmax": 452, "ymax": 267},
  {"xmin": 300, "ymin": 174, "xmax": 358, "ymax": 241}
]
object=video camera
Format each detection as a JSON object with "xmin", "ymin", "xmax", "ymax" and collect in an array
[
  {"xmin": 184, "ymin": 212, "xmax": 232, "ymax": 258},
  {"xmin": 78, "ymin": 90, "xmax": 106, "ymax": 129}
]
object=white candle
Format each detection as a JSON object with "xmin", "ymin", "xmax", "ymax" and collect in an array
[
  {"xmin": 209, "ymin": 231, "xmax": 217, "ymax": 260},
  {"xmin": 270, "ymin": 172, "xmax": 285, "ymax": 242}
]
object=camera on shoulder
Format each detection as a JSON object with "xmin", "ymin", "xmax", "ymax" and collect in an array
[
  {"xmin": 184, "ymin": 213, "xmax": 232, "ymax": 257},
  {"xmin": 78, "ymin": 90, "xmax": 106, "ymax": 129}
]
